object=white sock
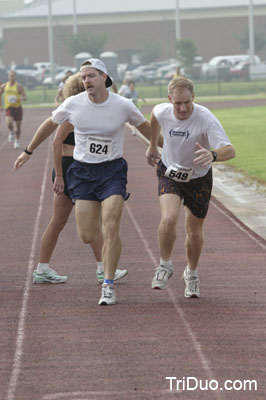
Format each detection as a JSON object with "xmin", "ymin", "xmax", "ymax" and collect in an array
[
  {"xmin": 160, "ymin": 258, "xmax": 172, "ymax": 268},
  {"xmin": 36, "ymin": 263, "xmax": 50, "ymax": 273},
  {"xmin": 96, "ymin": 261, "xmax": 104, "ymax": 273},
  {"xmin": 186, "ymin": 265, "xmax": 198, "ymax": 278}
]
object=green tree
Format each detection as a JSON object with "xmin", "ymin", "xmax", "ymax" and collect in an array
[
  {"xmin": 235, "ymin": 25, "xmax": 266, "ymax": 53},
  {"xmin": 138, "ymin": 40, "xmax": 161, "ymax": 64},
  {"xmin": 62, "ymin": 32, "xmax": 108, "ymax": 58},
  {"xmin": 175, "ymin": 38, "xmax": 197, "ymax": 72}
]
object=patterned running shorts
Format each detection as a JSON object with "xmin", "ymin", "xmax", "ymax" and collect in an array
[{"xmin": 157, "ymin": 160, "xmax": 213, "ymax": 219}]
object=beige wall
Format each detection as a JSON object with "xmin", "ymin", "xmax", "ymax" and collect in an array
[{"xmin": 2, "ymin": 12, "xmax": 266, "ymax": 67}]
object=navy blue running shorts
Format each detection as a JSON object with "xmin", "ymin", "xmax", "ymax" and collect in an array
[
  {"xmin": 66, "ymin": 157, "xmax": 129, "ymax": 202},
  {"xmin": 52, "ymin": 156, "xmax": 74, "ymax": 198},
  {"xmin": 157, "ymin": 160, "xmax": 213, "ymax": 219}
]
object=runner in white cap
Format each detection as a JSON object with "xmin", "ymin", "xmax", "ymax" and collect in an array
[{"xmin": 52, "ymin": 58, "xmax": 151, "ymax": 305}]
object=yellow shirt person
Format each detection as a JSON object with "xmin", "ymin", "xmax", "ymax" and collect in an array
[
  {"xmin": 0, "ymin": 71, "xmax": 27, "ymax": 148},
  {"xmin": 4, "ymin": 81, "xmax": 22, "ymax": 108}
]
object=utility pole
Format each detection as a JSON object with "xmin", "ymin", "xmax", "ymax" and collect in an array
[
  {"xmin": 48, "ymin": 0, "xmax": 55, "ymax": 84},
  {"xmin": 175, "ymin": 0, "xmax": 181, "ymax": 40},
  {"xmin": 248, "ymin": 0, "xmax": 255, "ymax": 64},
  {"xmin": 73, "ymin": 0, "xmax": 77, "ymax": 35}
]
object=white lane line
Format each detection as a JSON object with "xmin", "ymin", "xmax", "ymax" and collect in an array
[
  {"xmin": 6, "ymin": 143, "xmax": 51, "ymax": 400},
  {"xmin": 210, "ymin": 200, "xmax": 266, "ymax": 251},
  {"xmin": 125, "ymin": 202, "xmax": 223, "ymax": 400},
  {"xmin": 43, "ymin": 389, "xmax": 182, "ymax": 399}
]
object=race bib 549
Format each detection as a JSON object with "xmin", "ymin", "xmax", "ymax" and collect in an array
[{"xmin": 165, "ymin": 163, "xmax": 193, "ymax": 183}]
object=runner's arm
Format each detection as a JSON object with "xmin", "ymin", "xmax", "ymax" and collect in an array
[
  {"xmin": 52, "ymin": 121, "xmax": 74, "ymax": 195},
  {"xmin": 136, "ymin": 120, "xmax": 151, "ymax": 141},
  {"xmin": 145, "ymin": 111, "xmax": 161, "ymax": 166},
  {"xmin": 18, "ymin": 84, "xmax": 27, "ymax": 101},
  {"xmin": 14, "ymin": 117, "xmax": 58, "ymax": 171},
  {"xmin": 194, "ymin": 143, "xmax": 235, "ymax": 166},
  {"xmin": 0, "ymin": 84, "xmax": 5, "ymax": 109}
]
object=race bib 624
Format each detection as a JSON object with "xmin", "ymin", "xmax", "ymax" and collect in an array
[{"xmin": 86, "ymin": 136, "xmax": 113, "ymax": 157}]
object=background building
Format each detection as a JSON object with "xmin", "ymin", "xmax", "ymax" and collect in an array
[{"xmin": 1, "ymin": 0, "xmax": 266, "ymax": 67}]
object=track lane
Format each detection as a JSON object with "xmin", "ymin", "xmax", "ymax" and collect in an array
[{"xmin": 1, "ymin": 108, "xmax": 265, "ymax": 400}]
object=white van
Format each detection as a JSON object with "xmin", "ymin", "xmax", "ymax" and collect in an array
[
  {"xmin": 201, "ymin": 55, "xmax": 260, "ymax": 79},
  {"xmin": 249, "ymin": 62, "xmax": 266, "ymax": 80}
]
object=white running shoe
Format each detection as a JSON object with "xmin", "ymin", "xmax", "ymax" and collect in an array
[
  {"xmin": 98, "ymin": 285, "xmax": 116, "ymax": 305},
  {"xmin": 33, "ymin": 267, "xmax": 67, "ymax": 284},
  {"xmin": 182, "ymin": 267, "xmax": 200, "ymax": 298},
  {"xmin": 14, "ymin": 139, "xmax": 21, "ymax": 149},
  {"xmin": 96, "ymin": 268, "xmax": 128, "ymax": 284},
  {"xmin": 152, "ymin": 263, "xmax": 173, "ymax": 290},
  {"xmin": 8, "ymin": 131, "xmax": 15, "ymax": 142}
]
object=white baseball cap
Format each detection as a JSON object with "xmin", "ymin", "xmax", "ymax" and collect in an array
[{"xmin": 80, "ymin": 58, "xmax": 113, "ymax": 88}]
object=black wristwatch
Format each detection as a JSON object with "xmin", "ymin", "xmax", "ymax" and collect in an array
[
  {"xmin": 211, "ymin": 151, "xmax": 217, "ymax": 162},
  {"xmin": 24, "ymin": 147, "xmax": 33, "ymax": 155}
]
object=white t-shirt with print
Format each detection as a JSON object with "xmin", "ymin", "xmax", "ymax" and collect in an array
[
  {"xmin": 52, "ymin": 91, "xmax": 146, "ymax": 164},
  {"xmin": 153, "ymin": 102, "xmax": 232, "ymax": 179}
]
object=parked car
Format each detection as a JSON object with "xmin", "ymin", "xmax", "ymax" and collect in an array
[
  {"xmin": 201, "ymin": 55, "xmax": 260, "ymax": 80},
  {"xmin": 124, "ymin": 64, "xmax": 159, "ymax": 82},
  {"xmin": 230, "ymin": 60, "xmax": 250, "ymax": 80},
  {"xmin": 42, "ymin": 67, "xmax": 77, "ymax": 86},
  {"xmin": 249, "ymin": 62, "xmax": 266, "ymax": 80},
  {"xmin": 34, "ymin": 62, "xmax": 59, "ymax": 80},
  {"xmin": 0, "ymin": 66, "xmax": 37, "ymax": 89},
  {"xmin": 13, "ymin": 64, "xmax": 42, "ymax": 82},
  {"xmin": 155, "ymin": 63, "xmax": 181, "ymax": 80},
  {"xmin": 230, "ymin": 57, "xmax": 263, "ymax": 80}
]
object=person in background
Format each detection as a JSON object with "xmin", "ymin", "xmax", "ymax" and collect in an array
[
  {"xmin": 146, "ymin": 77, "xmax": 235, "ymax": 298},
  {"xmin": 124, "ymin": 81, "xmax": 146, "ymax": 108},
  {"xmin": 118, "ymin": 77, "xmax": 129, "ymax": 96},
  {"xmin": 0, "ymin": 70, "xmax": 27, "ymax": 149},
  {"xmin": 14, "ymin": 72, "xmax": 128, "ymax": 285},
  {"xmin": 55, "ymin": 70, "xmax": 74, "ymax": 105},
  {"xmin": 173, "ymin": 66, "xmax": 182, "ymax": 79}
]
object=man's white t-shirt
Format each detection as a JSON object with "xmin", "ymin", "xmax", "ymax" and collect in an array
[
  {"xmin": 52, "ymin": 91, "xmax": 146, "ymax": 164},
  {"xmin": 153, "ymin": 102, "xmax": 232, "ymax": 179}
]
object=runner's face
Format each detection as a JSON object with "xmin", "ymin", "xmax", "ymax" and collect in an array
[
  {"xmin": 168, "ymin": 88, "xmax": 194, "ymax": 120},
  {"xmin": 8, "ymin": 72, "xmax": 16, "ymax": 84},
  {"xmin": 80, "ymin": 66, "xmax": 106, "ymax": 94}
]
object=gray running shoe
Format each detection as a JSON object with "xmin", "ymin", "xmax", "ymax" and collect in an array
[
  {"xmin": 182, "ymin": 267, "xmax": 200, "ymax": 298},
  {"xmin": 152, "ymin": 263, "xmax": 173, "ymax": 290},
  {"xmin": 33, "ymin": 267, "xmax": 67, "ymax": 284},
  {"xmin": 96, "ymin": 268, "xmax": 128, "ymax": 284},
  {"xmin": 8, "ymin": 131, "xmax": 15, "ymax": 142},
  {"xmin": 98, "ymin": 285, "xmax": 116, "ymax": 305},
  {"xmin": 14, "ymin": 139, "xmax": 21, "ymax": 149}
]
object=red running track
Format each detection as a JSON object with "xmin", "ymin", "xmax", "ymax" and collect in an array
[{"xmin": 1, "ymin": 108, "xmax": 266, "ymax": 400}]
